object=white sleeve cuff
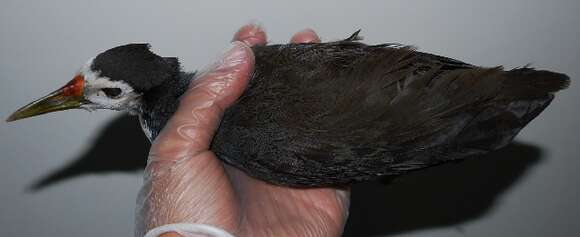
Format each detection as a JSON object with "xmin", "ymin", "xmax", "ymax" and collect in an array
[{"xmin": 144, "ymin": 223, "xmax": 235, "ymax": 237}]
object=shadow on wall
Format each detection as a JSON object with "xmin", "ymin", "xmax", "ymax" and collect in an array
[
  {"xmin": 30, "ymin": 115, "xmax": 543, "ymax": 236},
  {"xmin": 29, "ymin": 115, "xmax": 149, "ymax": 190},
  {"xmin": 343, "ymin": 142, "xmax": 542, "ymax": 237}
]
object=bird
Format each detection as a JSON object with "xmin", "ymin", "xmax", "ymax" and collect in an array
[{"xmin": 6, "ymin": 31, "xmax": 570, "ymax": 187}]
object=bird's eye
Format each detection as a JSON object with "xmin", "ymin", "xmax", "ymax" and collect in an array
[{"xmin": 101, "ymin": 88, "xmax": 122, "ymax": 98}]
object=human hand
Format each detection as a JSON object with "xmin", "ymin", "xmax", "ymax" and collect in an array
[{"xmin": 135, "ymin": 24, "xmax": 350, "ymax": 237}]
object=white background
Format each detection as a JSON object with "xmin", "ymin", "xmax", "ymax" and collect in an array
[{"xmin": 1, "ymin": 0, "xmax": 579, "ymax": 236}]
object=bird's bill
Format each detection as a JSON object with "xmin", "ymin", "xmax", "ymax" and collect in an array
[{"xmin": 6, "ymin": 75, "xmax": 85, "ymax": 122}]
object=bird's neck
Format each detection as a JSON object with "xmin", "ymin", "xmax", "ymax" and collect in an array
[{"xmin": 138, "ymin": 71, "xmax": 197, "ymax": 141}]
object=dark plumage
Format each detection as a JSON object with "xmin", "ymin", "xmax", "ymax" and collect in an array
[{"xmin": 16, "ymin": 32, "xmax": 571, "ymax": 187}]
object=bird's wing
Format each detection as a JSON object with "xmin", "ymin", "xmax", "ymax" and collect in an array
[
  {"xmin": 213, "ymin": 41, "xmax": 567, "ymax": 185},
  {"xmin": 268, "ymin": 43, "xmax": 494, "ymax": 150}
]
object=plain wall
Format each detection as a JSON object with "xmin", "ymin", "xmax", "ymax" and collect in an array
[{"xmin": 1, "ymin": 0, "xmax": 579, "ymax": 236}]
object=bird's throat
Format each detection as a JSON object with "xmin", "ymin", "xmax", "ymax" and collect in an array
[{"xmin": 138, "ymin": 71, "xmax": 197, "ymax": 141}]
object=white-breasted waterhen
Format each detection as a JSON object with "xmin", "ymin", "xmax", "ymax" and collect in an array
[{"xmin": 6, "ymin": 31, "xmax": 570, "ymax": 186}]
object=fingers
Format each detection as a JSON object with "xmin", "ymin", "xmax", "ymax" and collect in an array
[
  {"xmin": 233, "ymin": 23, "xmax": 267, "ymax": 47},
  {"xmin": 235, "ymin": 24, "xmax": 320, "ymax": 45},
  {"xmin": 149, "ymin": 41, "xmax": 255, "ymax": 161},
  {"xmin": 290, "ymin": 28, "xmax": 321, "ymax": 43}
]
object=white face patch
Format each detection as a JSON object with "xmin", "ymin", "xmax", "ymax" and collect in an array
[{"xmin": 78, "ymin": 58, "xmax": 143, "ymax": 114}]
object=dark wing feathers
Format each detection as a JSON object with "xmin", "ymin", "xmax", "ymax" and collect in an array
[
  {"xmin": 501, "ymin": 68, "xmax": 570, "ymax": 98},
  {"xmin": 211, "ymin": 40, "xmax": 569, "ymax": 186}
]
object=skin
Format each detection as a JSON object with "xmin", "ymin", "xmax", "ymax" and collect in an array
[{"xmin": 140, "ymin": 24, "xmax": 349, "ymax": 237}]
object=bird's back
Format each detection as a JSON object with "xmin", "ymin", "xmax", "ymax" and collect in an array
[{"xmin": 210, "ymin": 39, "xmax": 569, "ymax": 186}]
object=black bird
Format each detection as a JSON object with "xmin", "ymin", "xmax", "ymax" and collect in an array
[{"xmin": 7, "ymin": 31, "xmax": 570, "ymax": 187}]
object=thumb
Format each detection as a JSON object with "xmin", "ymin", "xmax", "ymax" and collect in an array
[
  {"xmin": 136, "ymin": 41, "xmax": 253, "ymax": 234},
  {"xmin": 149, "ymin": 41, "xmax": 255, "ymax": 163}
]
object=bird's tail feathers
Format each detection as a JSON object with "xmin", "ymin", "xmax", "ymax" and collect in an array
[{"xmin": 500, "ymin": 67, "xmax": 570, "ymax": 99}]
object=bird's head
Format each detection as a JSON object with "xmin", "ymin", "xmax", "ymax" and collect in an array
[{"xmin": 6, "ymin": 44, "xmax": 179, "ymax": 122}]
